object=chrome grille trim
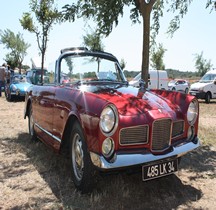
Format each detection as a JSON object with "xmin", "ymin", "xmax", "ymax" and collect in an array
[
  {"xmin": 151, "ymin": 118, "xmax": 172, "ymax": 152},
  {"xmin": 172, "ymin": 120, "xmax": 184, "ymax": 138},
  {"xmin": 119, "ymin": 125, "xmax": 149, "ymax": 145}
]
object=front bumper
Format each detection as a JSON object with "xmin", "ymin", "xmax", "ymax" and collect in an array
[
  {"xmin": 189, "ymin": 91, "xmax": 206, "ymax": 99},
  {"xmin": 90, "ymin": 137, "xmax": 200, "ymax": 170},
  {"xmin": 11, "ymin": 91, "xmax": 26, "ymax": 96}
]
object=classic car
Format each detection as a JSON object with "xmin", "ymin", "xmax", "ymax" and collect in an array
[
  {"xmin": 5, "ymin": 74, "xmax": 32, "ymax": 101},
  {"xmin": 24, "ymin": 47, "xmax": 200, "ymax": 193},
  {"xmin": 168, "ymin": 79, "xmax": 190, "ymax": 93}
]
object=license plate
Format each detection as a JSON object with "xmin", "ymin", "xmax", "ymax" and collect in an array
[{"xmin": 142, "ymin": 159, "xmax": 178, "ymax": 181}]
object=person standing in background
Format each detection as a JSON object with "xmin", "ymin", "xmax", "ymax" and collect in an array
[{"xmin": 0, "ymin": 63, "xmax": 6, "ymax": 97}]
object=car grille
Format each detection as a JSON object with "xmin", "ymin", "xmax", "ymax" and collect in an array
[
  {"xmin": 172, "ymin": 120, "xmax": 184, "ymax": 138},
  {"xmin": 151, "ymin": 119, "xmax": 172, "ymax": 151},
  {"xmin": 120, "ymin": 125, "xmax": 149, "ymax": 145},
  {"xmin": 119, "ymin": 119, "xmax": 184, "ymax": 149}
]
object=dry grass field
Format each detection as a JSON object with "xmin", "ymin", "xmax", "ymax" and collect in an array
[{"xmin": 0, "ymin": 96, "xmax": 215, "ymax": 210}]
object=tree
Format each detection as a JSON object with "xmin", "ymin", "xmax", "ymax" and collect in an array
[
  {"xmin": 150, "ymin": 43, "xmax": 166, "ymax": 70},
  {"xmin": 194, "ymin": 52, "xmax": 212, "ymax": 76},
  {"xmin": 0, "ymin": 29, "xmax": 30, "ymax": 72},
  {"xmin": 20, "ymin": 0, "xmax": 61, "ymax": 83},
  {"xmin": 206, "ymin": 0, "xmax": 216, "ymax": 11},
  {"xmin": 82, "ymin": 28, "xmax": 105, "ymax": 51},
  {"xmin": 62, "ymin": 0, "xmax": 194, "ymax": 87},
  {"xmin": 82, "ymin": 28, "xmax": 105, "ymax": 72},
  {"xmin": 120, "ymin": 58, "xmax": 127, "ymax": 70}
]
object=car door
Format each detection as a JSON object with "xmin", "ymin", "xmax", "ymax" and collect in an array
[{"xmin": 52, "ymin": 86, "xmax": 77, "ymax": 143}]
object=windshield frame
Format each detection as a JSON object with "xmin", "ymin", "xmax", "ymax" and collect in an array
[{"xmin": 56, "ymin": 51, "xmax": 127, "ymax": 85}]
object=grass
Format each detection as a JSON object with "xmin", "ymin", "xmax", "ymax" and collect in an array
[
  {"xmin": 198, "ymin": 100, "xmax": 216, "ymax": 146},
  {"xmin": 0, "ymin": 97, "xmax": 216, "ymax": 209}
]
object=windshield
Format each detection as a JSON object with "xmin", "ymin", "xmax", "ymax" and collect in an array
[
  {"xmin": 200, "ymin": 73, "xmax": 216, "ymax": 83},
  {"xmin": 59, "ymin": 55, "xmax": 126, "ymax": 84},
  {"xmin": 168, "ymin": 80, "xmax": 176, "ymax": 85},
  {"xmin": 12, "ymin": 75, "xmax": 27, "ymax": 83}
]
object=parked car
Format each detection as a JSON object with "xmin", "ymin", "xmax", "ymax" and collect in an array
[
  {"xmin": 168, "ymin": 79, "xmax": 190, "ymax": 93},
  {"xmin": 189, "ymin": 70, "xmax": 216, "ymax": 103},
  {"xmin": 24, "ymin": 47, "xmax": 200, "ymax": 193},
  {"xmin": 129, "ymin": 70, "xmax": 168, "ymax": 90},
  {"xmin": 26, "ymin": 68, "xmax": 50, "ymax": 84},
  {"xmin": 5, "ymin": 74, "xmax": 32, "ymax": 101}
]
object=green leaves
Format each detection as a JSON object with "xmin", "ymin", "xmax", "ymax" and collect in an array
[
  {"xmin": 0, "ymin": 29, "xmax": 30, "ymax": 69},
  {"xmin": 20, "ymin": 13, "xmax": 36, "ymax": 33}
]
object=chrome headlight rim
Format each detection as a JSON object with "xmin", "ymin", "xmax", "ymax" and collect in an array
[
  {"xmin": 99, "ymin": 104, "xmax": 118, "ymax": 136},
  {"xmin": 187, "ymin": 100, "xmax": 198, "ymax": 125},
  {"xmin": 102, "ymin": 138, "xmax": 115, "ymax": 158},
  {"xmin": 11, "ymin": 84, "xmax": 17, "ymax": 92},
  {"xmin": 187, "ymin": 126, "xmax": 195, "ymax": 141}
]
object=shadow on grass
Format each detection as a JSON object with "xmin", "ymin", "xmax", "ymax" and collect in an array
[{"xmin": 2, "ymin": 133, "xmax": 215, "ymax": 210}]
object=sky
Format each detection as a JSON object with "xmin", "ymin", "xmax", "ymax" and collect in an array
[{"xmin": 0, "ymin": 0, "xmax": 215, "ymax": 73}]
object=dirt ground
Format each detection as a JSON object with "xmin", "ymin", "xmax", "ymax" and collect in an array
[{"xmin": 0, "ymin": 96, "xmax": 216, "ymax": 210}]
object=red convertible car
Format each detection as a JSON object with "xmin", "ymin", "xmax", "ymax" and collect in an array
[{"xmin": 24, "ymin": 47, "xmax": 200, "ymax": 193}]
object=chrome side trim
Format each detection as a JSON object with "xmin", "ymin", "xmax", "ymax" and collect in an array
[
  {"xmin": 35, "ymin": 123, "xmax": 61, "ymax": 143},
  {"xmin": 90, "ymin": 138, "xmax": 200, "ymax": 170}
]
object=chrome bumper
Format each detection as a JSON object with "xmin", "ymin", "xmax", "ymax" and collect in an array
[{"xmin": 90, "ymin": 138, "xmax": 200, "ymax": 170}]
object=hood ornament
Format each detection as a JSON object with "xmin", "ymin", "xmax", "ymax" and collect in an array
[
  {"xmin": 137, "ymin": 79, "xmax": 146, "ymax": 98},
  {"xmin": 139, "ymin": 79, "xmax": 146, "ymax": 91}
]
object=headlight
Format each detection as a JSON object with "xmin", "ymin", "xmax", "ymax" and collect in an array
[
  {"xmin": 100, "ymin": 105, "xmax": 118, "ymax": 135},
  {"xmin": 198, "ymin": 87, "xmax": 204, "ymax": 92},
  {"xmin": 11, "ymin": 85, "xmax": 17, "ymax": 91},
  {"xmin": 102, "ymin": 138, "xmax": 114, "ymax": 158},
  {"xmin": 187, "ymin": 126, "xmax": 195, "ymax": 140},
  {"xmin": 187, "ymin": 100, "xmax": 198, "ymax": 125}
]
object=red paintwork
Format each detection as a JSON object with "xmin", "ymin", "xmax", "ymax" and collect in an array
[{"xmin": 25, "ymin": 83, "xmax": 199, "ymax": 155}]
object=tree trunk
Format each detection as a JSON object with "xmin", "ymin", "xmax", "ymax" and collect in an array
[
  {"xmin": 139, "ymin": 0, "xmax": 156, "ymax": 88},
  {"xmin": 141, "ymin": 10, "xmax": 151, "ymax": 88},
  {"xmin": 41, "ymin": 51, "xmax": 45, "ymax": 83}
]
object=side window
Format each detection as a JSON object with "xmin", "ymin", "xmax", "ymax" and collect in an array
[{"xmin": 60, "ymin": 57, "xmax": 73, "ymax": 84}]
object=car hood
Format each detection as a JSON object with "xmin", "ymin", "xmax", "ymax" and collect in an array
[
  {"xmin": 84, "ymin": 85, "xmax": 175, "ymax": 116},
  {"xmin": 12, "ymin": 82, "xmax": 32, "ymax": 91},
  {"xmin": 190, "ymin": 82, "xmax": 207, "ymax": 90}
]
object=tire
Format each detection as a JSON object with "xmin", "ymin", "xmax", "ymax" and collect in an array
[
  {"xmin": 5, "ymin": 90, "xmax": 13, "ymax": 101},
  {"xmin": 70, "ymin": 121, "xmax": 96, "ymax": 193},
  {"xmin": 28, "ymin": 104, "xmax": 37, "ymax": 141},
  {"xmin": 205, "ymin": 92, "xmax": 211, "ymax": 104}
]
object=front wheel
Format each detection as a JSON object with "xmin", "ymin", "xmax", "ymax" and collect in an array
[
  {"xmin": 205, "ymin": 92, "xmax": 211, "ymax": 104},
  {"xmin": 28, "ymin": 104, "xmax": 37, "ymax": 141},
  {"xmin": 5, "ymin": 90, "xmax": 13, "ymax": 101},
  {"xmin": 70, "ymin": 122, "xmax": 96, "ymax": 193}
]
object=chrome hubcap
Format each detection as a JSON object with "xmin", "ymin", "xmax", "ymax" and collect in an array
[{"xmin": 72, "ymin": 133, "xmax": 84, "ymax": 181}]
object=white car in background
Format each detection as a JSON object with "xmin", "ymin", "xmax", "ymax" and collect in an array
[
  {"xmin": 168, "ymin": 79, "xmax": 190, "ymax": 93},
  {"xmin": 189, "ymin": 70, "xmax": 216, "ymax": 103},
  {"xmin": 129, "ymin": 70, "xmax": 168, "ymax": 90}
]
